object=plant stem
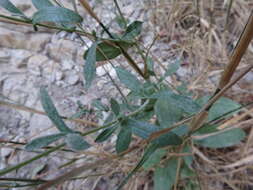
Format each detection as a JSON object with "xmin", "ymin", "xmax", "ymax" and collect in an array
[
  {"xmin": 217, "ymin": 10, "xmax": 253, "ymax": 90},
  {"xmin": 113, "ymin": 0, "xmax": 127, "ymax": 28},
  {"xmin": 0, "ymin": 177, "xmax": 46, "ymax": 183},
  {"xmin": 0, "ymin": 145, "xmax": 64, "ymax": 176}
]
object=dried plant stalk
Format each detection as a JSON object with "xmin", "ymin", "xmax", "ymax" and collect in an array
[{"xmin": 218, "ymin": 11, "xmax": 253, "ymax": 90}]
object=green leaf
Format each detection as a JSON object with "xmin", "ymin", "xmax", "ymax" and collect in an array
[
  {"xmin": 32, "ymin": 6, "xmax": 83, "ymax": 24},
  {"xmin": 197, "ymin": 96, "xmax": 241, "ymax": 121},
  {"xmin": 195, "ymin": 128, "xmax": 246, "ymax": 148},
  {"xmin": 116, "ymin": 125, "xmax": 132, "ymax": 153},
  {"xmin": 154, "ymin": 158, "xmax": 178, "ymax": 190},
  {"xmin": 172, "ymin": 125, "xmax": 189, "ymax": 136},
  {"xmin": 103, "ymin": 112, "xmax": 114, "ymax": 125},
  {"xmin": 40, "ymin": 87, "xmax": 73, "ymax": 133},
  {"xmin": 155, "ymin": 97, "xmax": 183, "ymax": 128},
  {"xmin": 165, "ymin": 59, "xmax": 180, "ymax": 77},
  {"xmin": 92, "ymin": 98, "xmax": 109, "ymax": 112},
  {"xmin": 65, "ymin": 133, "xmax": 90, "ymax": 151},
  {"xmin": 84, "ymin": 42, "xmax": 97, "ymax": 88},
  {"xmin": 116, "ymin": 144, "xmax": 158, "ymax": 190},
  {"xmin": 143, "ymin": 149, "xmax": 166, "ymax": 170},
  {"xmin": 0, "ymin": 0, "xmax": 25, "ymax": 16},
  {"xmin": 193, "ymin": 124, "xmax": 218, "ymax": 135},
  {"xmin": 25, "ymin": 133, "xmax": 66, "ymax": 151},
  {"xmin": 95, "ymin": 125, "xmax": 118, "ymax": 143},
  {"xmin": 110, "ymin": 98, "xmax": 120, "ymax": 116},
  {"xmin": 183, "ymin": 145, "xmax": 193, "ymax": 168},
  {"xmin": 84, "ymin": 40, "xmax": 131, "ymax": 62},
  {"xmin": 151, "ymin": 132, "xmax": 182, "ymax": 148},
  {"xmin": 129, "ymin": 119, "xmax": 158, "ymax": 139},
  {"xmin": 32, "ymin": 0, "xmax": 54, "ymax": 9},
  {"xmin": 116, "ymin": 67, "xmax": 142, "ymax": 91},
  {"xmin": 122, "ymin": 21, "xmax": 143, "ymax": 40},
  {"xmin": 115, "ymin": 15, "xmax": 128, "ymax": 29},
  {"xmin": 146, "ymin": 57, "xmax": 155, "ymax": 76}
]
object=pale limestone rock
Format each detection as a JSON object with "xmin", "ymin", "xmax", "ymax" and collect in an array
[
  {"xmin": 47, "ymin": 39, "xmax": 77, "ymax": 61},
  {"xmin": 0, "ymin": 28, "xmax": 27, "ymax": 49},
  {"xmin": 62, "ymin": 59, "xmax": 74, "ymax": 70},
  {"xmin": 10, "ymin": 49, "xmax": 33, "ymax": 68}
]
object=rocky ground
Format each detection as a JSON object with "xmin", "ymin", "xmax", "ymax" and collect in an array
[
  {"xmin": 0, "ymin": 0, "xmax": 157, "ymax": 189},
  {"xmin": 1, "ymin": 0, "xmax": 253, "ymax": 190}
]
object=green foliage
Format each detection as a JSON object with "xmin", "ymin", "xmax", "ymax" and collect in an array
[
  {"xmin": 32, "ymin": 6, "xmax": 83, "ymax": 24},
  {"xmin": 65, "ymin": 133, "xmax": 90, "ymax": 151},
  {"xmin": 129, "ymin": 119, "xmax": 158, "ymax": 139},
  {"xmin": 0, "ymin": 0, "xmax": 25, "ymax": 17},
  {"xmin": 155, "ymin": 96, "xmax": 183, "ymax": 128},
  {"xmin": 154, "ymin": 158, "xmax": 178, "ymax": 190},
  {"xmin": 142, "ymin": 149, "xmax": 166, "ymax": 170},
  {"xmin": 25, "ymin": 133, "xmax": 66, "ymax": 151},
  {"xmin": 40, "ymin": 87, "xmax": 73, "ymax": 133},
  {"xmin": 195, "ymin": 128, "xmax": 246, "ymax": 148},
  {"xmin": 116, "ymin": 124, "xmax": 132, "ymax": 153},
  {"xmin": 122, "ymin": 21, "xmax": 143, "ymax": 40},
  {"xmin": 151, "ymin": 132, "xmax": 182, "ymax": 148},
  {"xmin": 92, "ymin": 98, "xmax": 109, "ymax": 112},
  {"xmin": 84, "ymin": 40, "xmax": 132, "ymax": 61},
  {"xmin": 165, "ymin": 60, "xmax": 180, "ymax": 76},
  {"xmin": 116, "ymin": 144, "xmax": 158, "ymax": 190},
  {"xmin": 95, "ymin": 125, "xmax": 118, "ymax": 143},
  {"xmin": 116, "ymin": 67, "xmax": 142, "ymax": 91},
  {"xmin": 31, "ymin": 0, "xmax": 54, "ymax": 9},
  {"xmin": 197, "ymin": 96, "xmax": 241, "ymax": 121},
  {"xmin": 84, "ymin": 42, "xmax": 97, "ymax": 88},
  {"xmin": 110, "ymin": 98, "xmax": 120, "ymax": 116}
]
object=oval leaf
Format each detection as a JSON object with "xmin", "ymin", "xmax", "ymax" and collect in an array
[
  {"xmin": 116, "ymin": 125, "xmax": 132, "ymax": 153},
  {"xmin": 110, "ymin": 98, "xmax": 120, "ymax": 116},
  {"xmin": 66, "ymin": 133, "xmax": 90, "ymax": 151},
  {"xmin": 84, "ymin": 42, "xmax": 97, "ymax": 88},
  {"xmin": 95, "ymin": 125, "xmax": 118, "ymax": 143},
  {"xmin": 128, "ymin": 119, "xmax": 158, "ymax": 139},
  {"xmin": 115, "ymin": 67, "xmax": 142, "ymax": 91},
  {"xmin": 154, "ymin": 158, "xmax": 178, "ymax": 190},
  {"xmin": 32, "ymin": 0, "xmax": 54, "ymax": 9},
  {"xmin": 32, "ymin": 6, "xmax": 83, "ymax": 24},
  {"xmin": 155, "ymin": 97, "xmax": 183, "ymax": 128},
  {"xmin": 197, "ymin": 96, "xmax": 241, "ymax": 121},
  {"xmin": 84, "ymin": 40, "xmax": 131, "ymax": 62},
  {"xmin": 151, "ymin": 132, "xmax": 182, "ymax": 148},
  {"xmin": 0, "ymin": 0, "xmax": 25, "ymax": 16},
  {"xmin": 122, "ymin": 21, "xmax": 143, "ymax": 40},
  {"xmin": 142, "ymin": 149, "xmax": 166, "ymax": 170},
  {"xmin": 25, "ymin": 133, "xmax": 65, "ymax": 151},
  {"xmin": 40, "ymin": 87, "xmax": 73, "ymax": 133},
  {"xmin": 195, "ymin": 128, "xmax": 246, "ymax": 148}
]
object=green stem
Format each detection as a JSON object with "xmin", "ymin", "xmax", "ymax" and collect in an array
[
  {"xmin": 113, "ymin": 0, "xmax": 127, "ymax": 28},
  {"xmin": 0, "ymin": 144, "xmax": 64, "ymax": 176}
]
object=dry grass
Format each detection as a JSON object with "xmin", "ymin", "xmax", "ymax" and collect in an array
[{"xmin": 139, "ymin": 0, "xmax": 253, "ymax": 189}]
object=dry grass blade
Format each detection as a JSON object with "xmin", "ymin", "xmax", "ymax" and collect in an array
[
  {"xmin": 222, "ymin": 154, "xmax": 253, "ymax": 169},
  {"xmin": 218, "ymin": 10, "xmax": 253, "ymax": 90},
  {"xmin": 78, "ymin": 0, "xmax": 101, "ymax": 23},
  {"xmin": 37, "ymin": 159, "xmax": 111, "ymax": 190},
  {"xmin": 0, "ymin": 100, "xmax": 99, "ymax": 127}
]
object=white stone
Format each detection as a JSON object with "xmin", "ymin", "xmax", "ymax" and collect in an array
[
  {"xmin": 62, "ymin": 60, "xmax": 74, "ymax": 70},
  {"xmin": 1, "ymin": 147, "xmax": 12, "ymax": 158},
  {"xmin": 55, "ymin": 71, "xmax": 64, "ymax": 81},
  {"xmin": 66, "ymin": 74, "xmax": 79, "ymax": 85}
]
